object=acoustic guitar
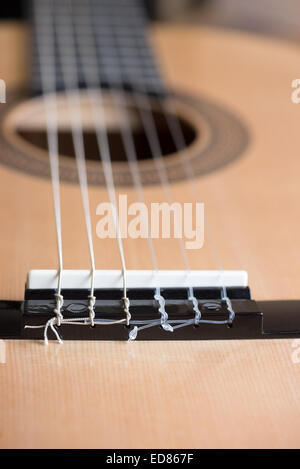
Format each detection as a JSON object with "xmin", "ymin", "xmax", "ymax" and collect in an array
[{"xmin": 1, "ymin": 0, "xmax": 300, "ymax": 449}]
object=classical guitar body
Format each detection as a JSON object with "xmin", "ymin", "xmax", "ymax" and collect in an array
[{"xmin": 1, "ymin": 0, "xmax": 300, "ymax": 449}]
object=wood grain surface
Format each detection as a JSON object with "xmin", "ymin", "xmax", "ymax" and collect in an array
[
  {"xmin": 1, "ymin": 339, "xmax": 300, "ymax": 449},
  {"xmin": 1, "ymin": 25, "xmax": 300, "ymax": 448}
]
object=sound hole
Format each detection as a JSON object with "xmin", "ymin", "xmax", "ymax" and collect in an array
[
  {"xmin": 2, "ymin": 92, "xmax": 248, "ymax": 186},
  {"xmin": 16, "ymin": 106, "xmax": 197, "ymax": 162}
]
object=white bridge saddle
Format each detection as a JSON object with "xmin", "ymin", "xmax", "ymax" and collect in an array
[{"xmin": 27, "ymin": 270, "xmax": 248, "ymax": 290}]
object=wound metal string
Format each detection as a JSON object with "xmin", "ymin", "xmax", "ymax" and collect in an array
[
  {"xmin": 109, "ymin": 0, "xmax": 234, "ymax": 326},
  {"xmin": 132, "ymin": 0, "xmax": 234, "ymax": 325},
  {"xmin": 160, "ymin": 97, "xmax": 235, "ymax": 324}
]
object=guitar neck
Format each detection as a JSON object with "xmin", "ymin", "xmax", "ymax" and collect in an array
[{"xmin": 30, "ymin": 0, "xmax": 166, "ymax": 96}]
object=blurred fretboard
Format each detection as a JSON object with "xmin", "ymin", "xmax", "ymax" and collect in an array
[{"xmin": 31, "ymin": 0, "xmax": 166, "ymax": 96}]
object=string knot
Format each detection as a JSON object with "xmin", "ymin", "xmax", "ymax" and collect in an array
[
  {"xmin": 154, "ymin": 292, "xmax": 173, "ymax": 332},
  {"xmin": 44, "ymin": 317, "xmax": 63, "ymax": 346},
  {"xmin": 54, "ymin": 293, "xmax": 64, "ymax": 326},
  {"xmin": 223, "ymin": 295, "xmax": 235, "ymax": 324},
  {"xmin": 189, "ymin": 295, "xmax": 201, "ymax": 325},
  {"xmin": 122, "ymin": 296, "xmax": 131, "ymax": 326},
  {"xmin": 88, "ymin": 295, "xmax": 96, "ymax": 327}
]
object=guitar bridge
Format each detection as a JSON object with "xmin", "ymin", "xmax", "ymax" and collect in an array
[{"xmin": 0, "ymin": 270, "xmax": 300, "ymax": 341}]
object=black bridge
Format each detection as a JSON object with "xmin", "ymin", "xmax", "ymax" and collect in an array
[{"xmin": 1, "ymin": 286, "xmax": 300, "ymax": 341}]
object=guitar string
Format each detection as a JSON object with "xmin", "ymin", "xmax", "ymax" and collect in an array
[
  {"xmin": 72, "ymin": 0, "xmax": 160, "ymax": 335},
  {"xmin": 134, "ymin": 0, "xmax": 234, "ymax": 323},
  {"xmin": 109, "ymin": 0, "xmax": 235, "ymax": 326},
  {"xmin": 103, "ymin": 0, "xmax": 233, "ymax": 326},
  {"xmin": 161, "ymin": 99, "xmax": 233, "ymax": 296},
  {"xmin": 73, "ymin": 0, "xmax": 159, "ymax": 274},
  {"xmin": 106, "ymin": 1, "xmax": 206, "ymax": 328},
  {"xmin": 85, "ymin": 0, "xmax": 204, "ymax": 333},
  {"xmin": 157, "ymin": 102, "xmax": 235, "ymax": 320},
  {"xmin": 26, "ymin": 0, "xmax": 129, "ymax": 341},
  {"xmin": 54, "ymin": 0, "xmax": 97, "ymax": 327},
  {"xmin": 75, "ymin": 0, "xmax": 232, "ymax": 331},
  {"xmin": 138, "ymin": 80, "xmax": 235, "ymax": 325},
  {"xmin": 31, "ymin": 0, "xmax": 234, "ymax": 340},
  {"xmin": 103, "ymin": 0, "xmax": 191, "ymax": 274},
  {"xmin": 32, "ymin": 0, "xmax": 64, "ymax": 327},
  {"xmin": 54, "ymin": 0, "xmax": 130, "ymax": 326},
  {"xmin": 73, "ymin": 0, "xmax": 175, "ymax": 336}
]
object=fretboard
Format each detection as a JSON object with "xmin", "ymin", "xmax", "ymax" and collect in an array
[{"xmin": 31, "ymin": 0, "xmax": 166, "ymax": 96}]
